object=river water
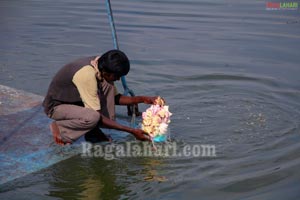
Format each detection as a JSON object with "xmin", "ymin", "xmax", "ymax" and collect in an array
[{"xmin": 1, "ymin": 0, "xmax": 300, "ymax": 199}]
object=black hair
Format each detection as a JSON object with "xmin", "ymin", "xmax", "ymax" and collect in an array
[{"xmin": 98, "ymin": 50, "xmax": 130, "ymax": 77}]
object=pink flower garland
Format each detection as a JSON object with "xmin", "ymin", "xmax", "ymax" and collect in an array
[{"xmin": 142, "ymin": 98, "xmax": 172, "ymax": 138}]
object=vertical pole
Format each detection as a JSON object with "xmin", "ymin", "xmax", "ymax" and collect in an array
[
  {"xmin": 105, "ymin": 0, "xmax": 139, "ymax": 122},
  {"xmin": 105, "ymin": 0, "xmax": 119, "ymax": 50},
  {"xmin": 105, "ymin": 0, "xmax": 135, "ymax": 96}
]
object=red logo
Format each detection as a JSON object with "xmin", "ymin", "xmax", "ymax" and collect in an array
[{"xmin": 266, "ymin": 2, "xmax": 280, "ymax": 9}]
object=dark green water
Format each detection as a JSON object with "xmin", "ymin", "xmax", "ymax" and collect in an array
[{"xmin": 1, "ymin": 0, "xmax": 300, "ymax": 199}]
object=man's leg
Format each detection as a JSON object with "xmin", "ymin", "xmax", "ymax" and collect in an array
[
  {"xmin": 84, "ymin": 127, "xmax": 112, "ymax": 143},
  {"xmin": 85, "ymin": 79, "xmax": 116, "ymax": 143},
  {"xmin": 50, "ymin": 104, "xmax": 100, "ymax": 143}
]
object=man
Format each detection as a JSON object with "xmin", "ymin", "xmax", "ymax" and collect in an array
[{"xmin": 43, "ymin": 50, "xmax": 156, "ymax": 145}]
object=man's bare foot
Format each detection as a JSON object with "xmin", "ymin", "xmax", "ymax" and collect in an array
[{"xmin": 50, "ymin": 121, "xmax": 71, "ymax": 146}]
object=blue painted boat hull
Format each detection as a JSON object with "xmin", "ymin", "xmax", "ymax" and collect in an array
[{"xmin": 0, "ymin": 85, "xmax": 130, "ymax": 185}]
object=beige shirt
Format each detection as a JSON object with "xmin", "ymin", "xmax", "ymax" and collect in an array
[{"xmin": 72, "ymin": 65, "xmax": 118, "ymax": 111}]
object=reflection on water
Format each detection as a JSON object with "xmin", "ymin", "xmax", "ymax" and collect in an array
[
  {"xmin": 48, "ymin": 156, "xmax": 126, "ymax": 199},
  {"xmin": 1, "ymin": 0, "xmax": 300, "ymax": 199}
]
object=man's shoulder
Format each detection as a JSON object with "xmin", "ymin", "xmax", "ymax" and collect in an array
[
  {"xmin": 76, "ymin": 65, "xmax": 96, "ymax": 76},
  {"xmin": 73, "ymin": 65, "xmax": 97, "ymax": 84}
]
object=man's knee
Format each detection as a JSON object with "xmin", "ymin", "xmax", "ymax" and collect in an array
[{"xmin": 84, "ymin": 110, "xmax": 100, "ymax": 127}]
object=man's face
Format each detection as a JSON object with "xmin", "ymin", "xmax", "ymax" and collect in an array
[{"xmin": 103, "ymin": 71, "xmax": 121, "ymax": 82}]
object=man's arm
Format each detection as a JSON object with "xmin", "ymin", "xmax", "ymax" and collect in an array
[
  {"xmin": 98, "ymin": 111, "xmax": 151, "ymax": 141},
  {"xmin": 116, "ymin": 94, "xmax": 157, "ymax": 105}
]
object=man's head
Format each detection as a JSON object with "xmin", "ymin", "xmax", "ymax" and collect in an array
[{"xmin": 98, "ymin": 50, "xmax": 130, "ymax": 82}]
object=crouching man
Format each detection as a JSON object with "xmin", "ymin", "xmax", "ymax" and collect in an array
[{"xmin": 43, "ymin": 50, "xmax": 156, "ymax": 145}]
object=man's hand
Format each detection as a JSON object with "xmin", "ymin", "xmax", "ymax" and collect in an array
[
  {"xmin": 131, "ymin": 129, "xmax": 152, "ymax": 141},
  {"xmin": 142, "ymin": 96, "xmax": 159, "ymax": 104}
]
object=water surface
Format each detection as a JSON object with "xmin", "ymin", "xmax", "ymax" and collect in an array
[{"xmin": 1, "ymin": 0, "xmax": 300, "ymax": 199}]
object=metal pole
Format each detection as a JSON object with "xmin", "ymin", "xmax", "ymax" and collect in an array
[
  {"xmin": 105, "ymin": 0, "xmax": 138, "ymax": 123},
  {"xmin": 105, "ymin": 0, "xmax": 136, "ymax": 97}
]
